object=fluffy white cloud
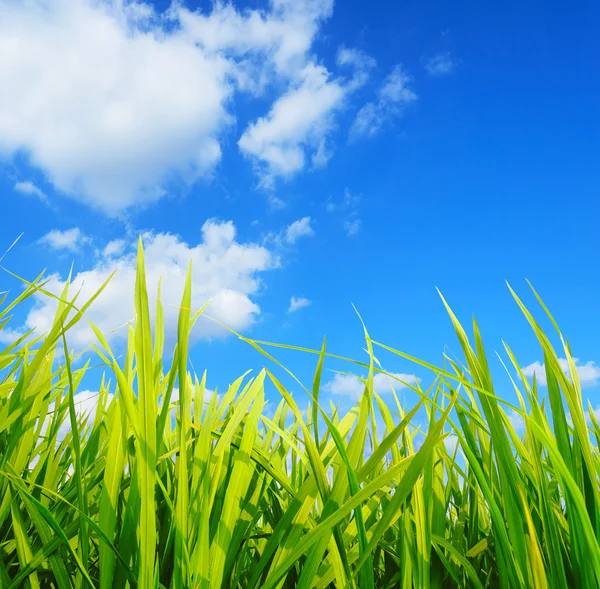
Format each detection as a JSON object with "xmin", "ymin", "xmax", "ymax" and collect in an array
[
  {"xmin": 168, "ymin": 386, "xmax": 215, "ymax": 409},
  {"xmin": 521, "ymin": 358, "xmax": 600, "ymax": 388},
  {"xmin": 102, "ymin": 239, "xmax": 127, "ymax": 258},
  {"xmin": 176, "ymin": 1, "xmax": 355, "ymax": 186},
  {"xmin": 238, "ymin": 63, "xmax": 346, "ymax": 185},
  {"xmin": 424, "ymin": 52, "xmax": 456, "ymax": 76},
  {"xmin": 23, "ymin": 219, "xmax": 273, "ymax": 349},
  {"xmin": 0, "ymin": 0, "xmax": 370, "ymax": 210},
  {"xmin": 350, "ymin": 65, "xmax": 417, "ymax": 140},
  {"xmin": 288, "ymin": 296, "xmax": 311, "ymax": 312},
  {"xmin": 38, "ymin": 228, "xmax": 90, "ymax": 253},
  {"xmin": 175, "ymin": 0, "xmax": 334, "ymax": 81},
  {"xmin": 324, "ymin": 372, "xmax": 419, "ymax": 401},
  {"xmin": 14, "ymin": 181, "xmax": 47, "ymax": 202},
  {"xmin": 56, "ymin": 390, "xmax": 112, "ymax": 440},
  {"xmin": 0, "ymin": 327, "xmax": 25, "ymax": 346},
  {"xmin": 521, "ymin": 361, "xmax": 545, "ymax": 383},
  {"xmin": 0, "ymin": 0, "xmax": 233, "ymax": 213},
  {"xmin": 285, "ymin": 216, "xmax": 315, "ymax": 243},
  {"xmin": 34, "ymin": 390, "xmax": 113, "ymax": 444},
  {"xmin": 39, "ymin": 385, "xmax": 217, "ymax": 445}
]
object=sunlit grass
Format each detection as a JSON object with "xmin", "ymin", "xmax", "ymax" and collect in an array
[{"xmin": 1, "ymin": 241, "xmax": 599, "ymax": 588}]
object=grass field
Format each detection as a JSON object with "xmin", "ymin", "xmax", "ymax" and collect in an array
[{"xmin": 1, "ymin": 241, "xmax": 599, "ymax": 588}]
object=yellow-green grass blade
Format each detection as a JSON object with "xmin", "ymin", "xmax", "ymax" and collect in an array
[
  {"xmin": 61, "ymin": 333, "xmax": 89, "ymax": 589},
  {"xmin": 209, "ymin": 381, "xmax": 263, "ymax": 588},
  {"xmin": 317, "ymin": 407, "xmax": 374, "ymax": 589},
  {"xmin": 431, "ymin": 535, "xmax": 485, "ymax": 589},
  {"xmin": 98, "ymin": 400, "xmax": 128, "ymax": 589},
  {"xmin": 9, "ymin": 487, "xmax": 41, "ymax": 589},
  {"xmin": 2, "ymin": 246, "xmax": 600, "ymax": 589},
  {"xmin": 133, "ymin": 237, "xmax": 158, "ymax": 589},
  {"xmin": 312, "ymin": 336, "xmax": 326, "ymax": 451},
  {"xmin": 173, "ymin": 261, "xmax": 192, "ymax": 589}
]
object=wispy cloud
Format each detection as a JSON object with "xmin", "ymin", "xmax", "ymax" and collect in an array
[
  {"xmin": 520, "ymin": 358, "xmax": 600, "ymax": 388},
  {"xmin": 336, "ymin": 46, "xmax": 376, "ymax": 91},
  {"xmin": 13, "ymin": 181, "xmax": 48, "ymax": 203},
  {"xmin": 326, "ymin": 188, "xmax": 361, "ymax": 236},
  {"xmin": 288, "ymin": 296, "xmax": 311, "ymax": 312},
  {"xmin": 324, "ymin": 372, "xmax": 419, "ymax": 401},
  {"xmin": 285, "ymin": 216, "xmax": 315, "ymax": 244},
  {"xmin": 38, "ymin": 228, "xmax": 91, "ymax": 253},
  {"xmin": 343, "ymin": 219, "xmax": 361, "ymax": 236},
  {"xmin": 102, "ymin": 239, "xmax": 126, "ymax": 258},
  {"xmin": 350, "ymin": 65, "xmax": 417, "ymax": 140},
  {"xmin": 424, "ymin": 52, "xmax": 456, "ymax": 76}
]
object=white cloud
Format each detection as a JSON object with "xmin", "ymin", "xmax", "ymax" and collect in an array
[
  {"xmin": 379, "ymin": 67, "xmax": 418, "ymax": 103},
  {"xmin": 343, "ymin": 219, "xmax": 361, "ymax": 236},
  {"xmin": 21, "ymin": 219, "xmax": 273, "ymax": 349},
  {"xmin": 0, "ymin": 326, "xmax": 26, "ymax": 346},
  {"xmin": 285, "ymin": 216, "xmax": 315, "ymax": 243},
  {"xmin": 521, "ymin": 361, "xmax": 546, "ymax": 384},
  {"xmin": 102, "ymin": 238, "xmax": 127, "ymax": 258},
  {"xmin": 55, "ymin": 390, "xmax": 111, "ymax": 440},
  {"xmin": 0, "ymin": 0, "xmax": 370, "ymax": 210},
  {"xmin": 42, "ymin": 385, "xmax": 217, "ymax": 443},
  {"xmin": 350, "ymin": 65, "xmax": 417, "ymax": 140},
  {"xmin": 424, "ymin": 52, "xmax": 456, "ymax": 76},
  {"xmin": 324, "ymin": 372, "xmax": 419, "ymax": 401},
  {"xmin": 238, "ymin": 63, "xmax": 346, "ymax": 185},
  {"xmin": 444, "ymin": 433, "xmax": 459, "ymax": 454},
  {"xmin": 325, "ymin": 188, "xmax": 360, "ymax": 215},
  {"xmin": 311, "ymin": 138, "xmax": 332, "ymax": 168},
  {"xmin": 267, "ymin": 194, "xmax": 287, "ymax": 211},
  {"xmin": 38, "ymin": 228, "xmax": 91, "ymax": 253},
  {"xmin": 336, "ymin": 46, "xmax": 376, "ymax": 91},
  {"xmin": 521, "ymin": 358, "xmax": 600, "ymax": 388},
  {"xmin": 35, "ymin": 390, "xmax": 113, "ymax": 443},
  {"xmin": 175, "ymin": 0, "xmax": 334, "ymax": 82},
  {"xmin": 14, "ymin": 181, "xmax": 47, "ymax": 202},
  {"xmin": 289, "ymin": 296, "xmax": 311, "ymax": 312},
  {"xmin": 521, "ymin": 361, "xmax": 545, "ymax": 383},
  {"xmin": 350, "ymin": 103, "xmax": 380, "ymax": 140},
  {"xmin": 326, "ymin": 188, "xmax": 361, "ymax": 236},
  {"xmin": 506, "ymin": 409, "xmax": 525, "ymax": 432},
  {"xmin": 0, "ymin": 0, "xmax": 233, "ymax": 214},
  {"xmin": 177, "ymin": 2, "xmax": 355, "ymax": 189},
  {"xmin": 168, "ymin": 386, "xmax": 215, "ymax": 407},
  {"xmin": 573, "ymin": 362, "xmax": 600, "ymax": 387}
]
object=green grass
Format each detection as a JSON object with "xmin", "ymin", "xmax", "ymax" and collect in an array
[{"xmin": 1, "ymin": 243, "xmax": 599, "ymax": 588}]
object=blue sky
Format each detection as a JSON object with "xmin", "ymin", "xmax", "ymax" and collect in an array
[{"xmin": 1, "ymin": 0, "xmax": 600, "ymax": 418}]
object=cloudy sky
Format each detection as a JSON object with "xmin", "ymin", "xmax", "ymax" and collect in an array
[{"xmin": 2, "ymin": 0, "xmax": 600, "ymax": 412}]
